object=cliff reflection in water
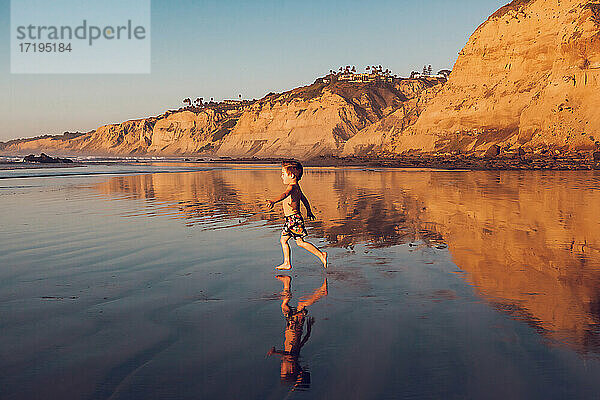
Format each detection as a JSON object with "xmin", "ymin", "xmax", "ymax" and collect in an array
[{"xmin": 94, "ymin": 168, "xmax": 600, "ymax": 353}]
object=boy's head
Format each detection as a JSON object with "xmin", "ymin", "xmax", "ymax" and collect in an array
[{"xmin": 281, "ymin": 160, "xmax": 303, "ymax": 183}]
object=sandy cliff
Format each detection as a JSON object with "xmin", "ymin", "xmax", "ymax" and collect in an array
[
  {"xmin": 342, "ymin": 79, "xmax": 445, "ymax": 155},
  {"xmin": 2, "ymin": 108, "xmax": 241, "ymax": 156},
  {"xmin": 216, "ymin": 79, "xmax": 443, "ymax": 159},
  {"xmin": 3, "ymin": 0, "xmax": 599, "ymax": 158},
  {"xmin": 394, "ymin": 0, "xmax": 600, "ymax": 153},
  {"xmin": 2, "ymin": 78, "xmax": 442, "ymax": 158}
]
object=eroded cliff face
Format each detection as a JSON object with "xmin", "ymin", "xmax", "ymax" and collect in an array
[
  {"xmin": 342, "ymin": 79, "xmax": 445, "ymax": 155},
  {"xmin": 215, "ymin": 80, "xmax": 422, "ymax": 159},
  {"xmin": 3, "ymin": 78, "xmax": 442, "ymax": 158},
  {"xmin": 68, "ymin": 118, "xmax": 157, "ymax": 154},
  {"xmin": 3, "ymin": 109, "xmax": 240, "ymax": 156},
  {"xmin": 146, "ymin": 109, "xmax": 235, "ymax": 154},
  {"xmin": 397, "ymin": 0, "xmax": 600, "ymax": 153}
]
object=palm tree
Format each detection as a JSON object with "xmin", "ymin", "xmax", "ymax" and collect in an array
[
  {"xmin": 194, "ymin": 97, "xmax": 201, "ymax": 106},
  {"xmin": 183, "ymin": 98, "xmax": 191, "ymax": 107},
  {"xmin": 351, "ymin": 66, "xmax": 356, "ymax": 73}
]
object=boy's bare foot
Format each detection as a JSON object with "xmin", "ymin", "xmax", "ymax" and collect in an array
[
  {"xmin": 275, "ymin": 263, "xmax": 292, "ymax": 270},
  {"xmin": 320, "ymin": 251, "xmax": 328, "ymax": 268}
]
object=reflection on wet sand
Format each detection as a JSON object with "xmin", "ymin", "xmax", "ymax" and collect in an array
[
  {"xmin": 268, "ymin": 275, "xmax": 328, "ymax": 390},
  {"xmin": 93, "ymin": 168, "xmax": 600, "ymax": 353}
]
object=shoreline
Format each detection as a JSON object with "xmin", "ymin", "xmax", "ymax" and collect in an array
[
  {"xmin": 0, "ymin": 161, "xmax": 87, "ymax": 170},
  {"xmin": 208, "ymin": 154, "xmax": 600, "ymax": 171},
  {"xmin": 2, "ymin": 153, "xmax": 600, "ymax": 171}
]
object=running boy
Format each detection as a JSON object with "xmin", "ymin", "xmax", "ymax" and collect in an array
[{"xmin": 266, "ymin": 160, "xmax": 327, "ymax": 270}]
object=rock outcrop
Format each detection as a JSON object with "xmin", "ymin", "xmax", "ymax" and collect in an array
[{"xmin": 23, "ymin": 153, "xmax": 73, "ymax": 163}]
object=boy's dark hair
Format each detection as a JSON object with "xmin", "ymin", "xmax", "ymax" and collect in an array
[{"xmin": 282, "ymin": 160, "xmax": 303, "ymax": 180}]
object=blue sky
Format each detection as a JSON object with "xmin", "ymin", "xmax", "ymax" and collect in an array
[{"xmin": 0, "ymin": 0, "xmax": 507, "ymax": 141}]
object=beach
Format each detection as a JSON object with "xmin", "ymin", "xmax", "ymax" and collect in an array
[{"xmin": 1, "ymin": 163, "xmax": 600, "ymax": 399}]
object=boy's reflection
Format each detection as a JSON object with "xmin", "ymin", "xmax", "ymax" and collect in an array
[{"xmin": 268, "ymin": 275, "xmax": 328, "ymax": 389}]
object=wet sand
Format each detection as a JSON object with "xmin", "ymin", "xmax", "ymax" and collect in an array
[{"xmin": 1, "ymin": 164, "xmax": 600, "ymax": 399}]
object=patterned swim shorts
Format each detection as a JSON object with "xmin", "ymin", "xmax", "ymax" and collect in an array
[{"xmin": 281, "ymin": 213, "xmax": 307, "ymax": 239}]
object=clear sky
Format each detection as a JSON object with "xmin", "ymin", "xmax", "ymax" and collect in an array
[{"xmin": 0, "ymin": 0, "xmax": 508, "ymax": 141}]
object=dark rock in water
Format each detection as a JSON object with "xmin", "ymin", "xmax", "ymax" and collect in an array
[
  {"xmin": 593, "ymin": 151, "xmax": 600, "ymax": 162},
  {"xmin": 24, "ymin": 153, "xmax": 73, "ymax": 163},
  {"xmin": 484, "ymin": 145, "xmax": 501, "ymax": 158},
  {"xmin": 184, "ymin": 158, "xmax": 191, "ymax": 161}
]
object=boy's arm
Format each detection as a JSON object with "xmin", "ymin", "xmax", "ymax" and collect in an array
[
  {"xmin": 299, "ymin": 316, "xmax": 315, "ymax": 348},
  {"xmin": 267, "ymin": 186, "xmax": 293, "ymax": 210},
  {"xmin": 300, "ymin": 192, "xmax": 316, "ymax": 220}
]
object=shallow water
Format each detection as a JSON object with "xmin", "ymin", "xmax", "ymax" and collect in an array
[{"xmin": 1, "ymin": 164, "xmax": 600, "ymax": 400}]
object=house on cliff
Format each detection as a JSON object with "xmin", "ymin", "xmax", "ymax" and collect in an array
[{"xmin": 338, "ymin": 72, "xmax": 393, "ymax": 83}]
